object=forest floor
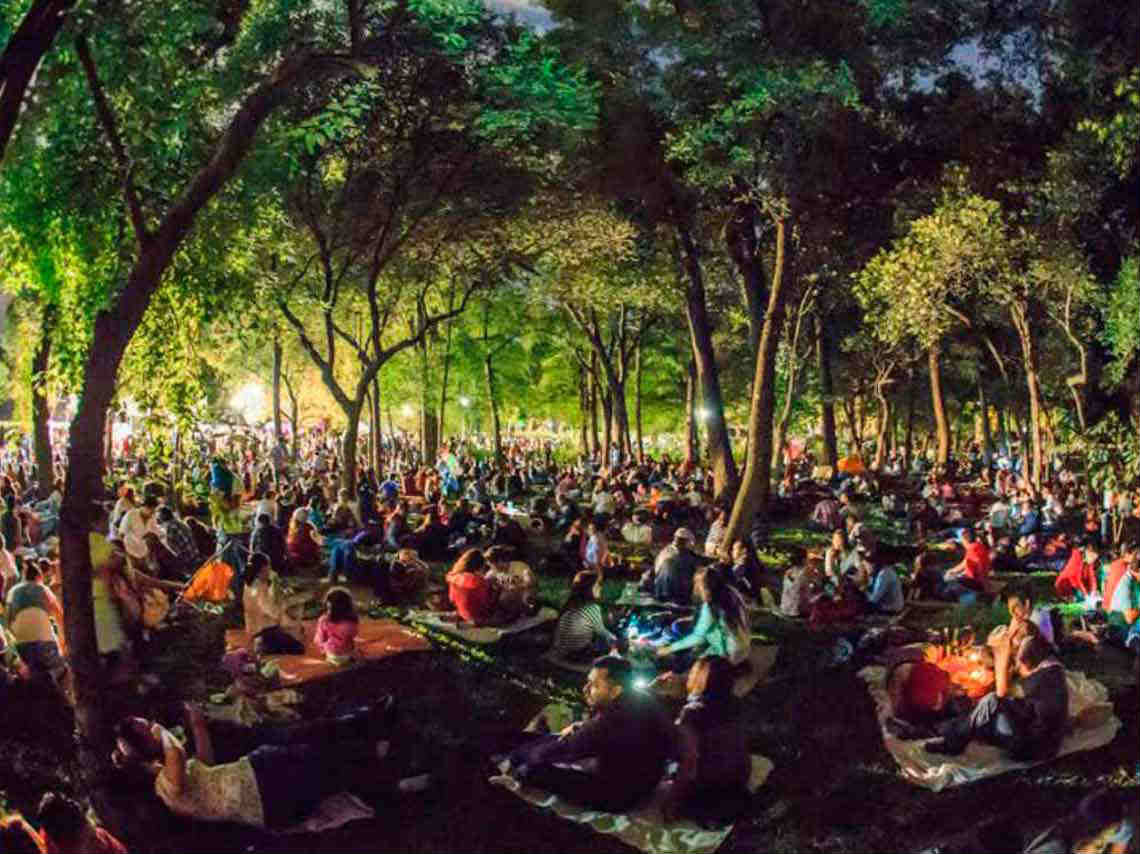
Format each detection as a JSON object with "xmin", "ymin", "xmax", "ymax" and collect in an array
[{"xmin": 1, "ymin": 519, "xmax": 1137, "ymax": 854}]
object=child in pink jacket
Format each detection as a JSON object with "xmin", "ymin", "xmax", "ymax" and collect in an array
[{"xmin": 315, "ymin": 588, "xmax": 358, "ymax": 665}]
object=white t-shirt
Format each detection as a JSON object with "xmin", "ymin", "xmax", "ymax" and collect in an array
[{"xmin": 118, "ymin": 508, "xmax": 161, "ymax": 559}]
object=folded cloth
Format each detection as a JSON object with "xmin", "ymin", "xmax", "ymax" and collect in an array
[
  {"xmin": 404, "ymin": 607, "xmax": 558, "ymax": 644},
  {"xmin": 858, "ymin": 665, "xmax": 1121, "ymax": 791},
  {"xmin": 490, "ymin": 744, "xmax": 773, "ymax": 854}
]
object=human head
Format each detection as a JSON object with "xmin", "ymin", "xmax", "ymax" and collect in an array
[
  {"xmin": 1082, "ymin": 539, "xmax": 1101, "ymax": 563},
  {"xmin": 22, "ymin": 560, "xmax": 42, "ymax": 582},
  {"xmin": 585, "ymin": 656, "xmax": 632, "ymax": 709},
  {"xmin": 1016, "ymin": 634, "xmax": 1052, "ymax": 676},
  {"xmin": 323, "ymin": 588, "xmax": 357, "ymax": 622},
  {"xmin": 686, "ymin": 654, "xmax": 736, "ymax": 701},
  {"xmin": 256, "ymin": 512, "xmax": 271, "ymax": 528},
  {"xmin": 157, "ymin": 506, "xmax": 173, "ymax": 523},
  {"xmin": 141, "ymin": 495, "xmax": 159, "ymax": 517},
  {"xmin": 36, "ymin": 792, "xmax": 87, "ymax": 849},
  {"xmin": 902, "ymin": 661, "xmax": 952, "ymax": 717},
  {"xmin": 0, "ymin": 816, "xmax": 45, "ymax": 854},
  {"xmin": 290, "ymin": 507, "xmax": 308, "ymax": 529},
  {"xmin": 1005, "ymin": 583, "xmax": 1035, "ymax": 621},
  {"xmin": 111, "ymin": 717, "xmax": 162, "ymax": 770},
  {"xmin": 731, "ymin": 540, "xmax": 748, "ymax": 564},
  {"xmin": 831, "ymin": 528, "xmax": 847, "ymax": 550},
  {"xmin": 960, "ymin": 527, "xmax": 976, "ymax": 544},
  {"xmin": 568, "ymin": 570, "xmax": 601, "ymax": 604},
  {"xmin": 673, "ymin": 528, "xmax": 695, "ymax": 550},
  {"xmin": 244, "ymin": 552, "xmax": 271, "ymax": 586},
  {"xmin": 485, "ymin": 545, "xmax": 511, "ymax": 569}
]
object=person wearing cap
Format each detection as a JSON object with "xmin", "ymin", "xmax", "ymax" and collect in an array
[{"xmin": 651, "ymin": 528, "xmax": 701, "ymax": 606}]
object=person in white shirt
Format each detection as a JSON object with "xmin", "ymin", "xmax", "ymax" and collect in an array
[
  {"xmin": 253, "ymin": 490, "xmax": 279, "ymax": 528},
  {"xmin": 118, "ymin": 496, "xmax": 162, "ymax": 564},
  {"xmin": 593, "ymin": 490, "xmax": 616, "ymax": 518}
]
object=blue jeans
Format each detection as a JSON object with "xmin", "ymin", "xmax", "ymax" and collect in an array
[{"xmin": 329, "ymin": 543, "xmax": 356, "ymax": 580}]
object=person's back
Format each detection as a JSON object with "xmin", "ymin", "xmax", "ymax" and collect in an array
[
  {"xmin": 678, "ymin": 692, "xmax": 750, "ymax": 793},
  {"xmin": 1018, "ymin": 655, "xmax": 1069, "ymax": 759},
  {"xmin": 6, "ymin": 580, "xmax": 56, "ymax": 644},
  {"xmin": 654, "ymin": 546, "xmax": 696, "ymax": 604}
]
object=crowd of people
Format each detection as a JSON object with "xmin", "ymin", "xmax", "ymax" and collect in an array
[{"xmin": 0, "ymin": 423, "xmax": 1137, "ymax": 852}]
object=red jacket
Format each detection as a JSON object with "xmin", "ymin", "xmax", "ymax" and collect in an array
[{"xmin": 1055, "ymin": 550, "xmax": 1098, "ymax": 599}]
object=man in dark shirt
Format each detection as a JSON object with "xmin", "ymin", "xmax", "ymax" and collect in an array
[
  {"xmin": 926, "ymin": 634, "xmax": 1068, "ymax": 761},
  {"xmin": 505, "ymin": 656, "xmax": 681, "ymax": 812},
  {"xmin": 653, "ymin": 529, "xmax": 701, "ymax": 605},
  {"xmin": 250, "ymin": 513, "xmax": 287, "ymax": 574}
]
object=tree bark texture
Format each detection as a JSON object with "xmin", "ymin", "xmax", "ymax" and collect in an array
[
  {"xmin": 928, "ymin": 344, "xmax": 950, "ymax": 466},
  {"xmin": 722, "ymin": 217, "xmax": 791, "ymax": 553}
]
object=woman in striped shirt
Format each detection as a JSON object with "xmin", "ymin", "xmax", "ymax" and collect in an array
[{"xmin": 550, "ymin": 572, "xmax": 617, "ymax": 660}]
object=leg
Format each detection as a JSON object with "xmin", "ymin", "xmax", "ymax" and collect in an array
[{"xmin": 520, "ymin": 764, "xmax": 643, "ymax": 813}]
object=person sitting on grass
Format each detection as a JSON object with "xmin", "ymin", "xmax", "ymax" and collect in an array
[
  {"xmin": 550, "ymin": 571, "xmax": 617, "ymax": 661},
  {"xmin": 861, "ymin": 559, "xmax": 905, "ymax": 615},
  {"xmin": 314, "ymin": 588, "xmax": 358, "ymax": 666},
  {"xmin": 110, "ymin": 702, "xmax": 425, "ymax": 832},
  {"xmin": 913, "ymin": 527, "xmax": 991, "ymax": 602},
  {"xmin": 926, "ymin": 634, "xmax": 1069, "ymax": 760},
  {"xmin": 621, "ymin": 510, "xmax": 653, "ymax": 545},
  {"xmin": 405, "ymin": 506, "xmax": 450, "ymax": 561},
  {"xmin": 446, "ymin": 548, "xmax": 500, "ymax": 625},
  {"xmin": 326, "ymin": 488, "xmax": 360, "ymax": 534},
  {"xmin": 286, "ymin": 507, "xmax": 324, "ymax": 572},
  {"xmin": 37, "ymin": 791, "xmax": 126, "ymax": 854},
  {"xmin": 484, "ymin": 545, "xmax": 536, "ymax": 622},
  {"xmin": 4, "ymin": 558, "xmax": 67, "ymax": 689},
  {"xmin": 883, "ymin": 646, "xmax": 962, "ymax": 740},
  {"xmin": 242, "ymin": 552, "xmax": 306, "ymax": 656},
  {"xmin": 502, "ymin": 656, "xmax": 681, "ymax": 813},
  {"xmin": 647, "ymin": 528, "xmax": 701, "ymax": 606},
  {"xmin": 250, "ymin": 512, "xmax": 287, "ymax": 574},
  {"xmin": 657, "ymin": 567, "xmax": 751, "ymax": 670},
  {"xmin": 1103, "ymin": 545, "xmax": 1140, "ymax": 654},
  {"xmin": 666, "ymin": 655, "xmax": 752, "ymax": 825},
  {"xmin": 582, "ymin": 516, "xmax": 610, "ymax": 573},
  {"xmin": 1055, "ymin": 538, "xmax": 1103, "ymax": 602}
]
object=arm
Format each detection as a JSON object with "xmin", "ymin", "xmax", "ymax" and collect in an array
[
  {"xmin": 583, "ymin": 603, "xmax": 617, "ymax": 645},
  {"xmin": 527, "ymin": 713, "xmax": 608, "ymax": 767},
  {"xmin": 155, "ymin": 724, "xmax": 188, "ymax": 794},
  {"xmin": 662, "ymin": 604, "xmax": 712, "ymax": 656}
]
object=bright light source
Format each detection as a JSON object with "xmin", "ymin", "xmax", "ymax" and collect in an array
[
  {"xmin": 230, "ymin": 382, "xmax": 267, "ymax": 422},
  {"xmin": 458, "ymin": 396, "xmax": 471, "ymax": 408},
  {"xmin": 696, "ymin": 407, "xmax": 712, "ymax": 423},
  {"xmin": 401, "ymin": 404, "xmax": 414, "ymax": 418},
  {"xmin": 632, "ymin": 677, "xmax": 651, "ymax": 691}
]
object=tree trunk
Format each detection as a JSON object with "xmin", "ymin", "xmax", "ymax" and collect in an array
[
  {"xmin": 588, "ymin": 352, "xmax": 600, "ymax": 459},
  {"xmin": 271, "ymin": 335, "xmax": 282, "ymax": 444},
  {"xmin": 578, "ymin": 362, "xmax": 589, "ymax": 456},
  {"xmin": 634, "ymin": 338, "xmax": 645, "ymax": 464},
  {"xmin": 676, "ymin": 223, "xmax": 737, "ymax": 500},
  {"xmin": 485, "ymin": 352, "xmax": 503, "ymax": 467},
  {"xmin": 31, "ymin": 301, "xmax": 57, "ymax": 495},
  {"xmin": 0, "ymin": 0, "xmax": 75, "ymax": 163},
  {"xmin": 814, "ymin": 312, "xmax": 839, "ymax": 469},
  {"xmin": 722, "ymin": 217, "xmax": 791, "ymax": 553},
  {"xmin": 371, "ymin": 376, "xmax": 382, "ymax": 475},
  {"xmin": 685, "ymin": 359, "xmax": 698, "ymax": 468},
  {"xmin": 725, "ymin": 191, "xmax": 766, "ymax": 362},
  {"xmin": 340, "ymin": 401, "xmax": 362, "ymax": 493},
  {"xmin": 978, "ymin": 381, "xmax": 993, "ymax": 466},
  {"xmin": 873, "ymin": 385, "xmax": 891, "ymax": 470},
  {"xmin": 600, "ymin": 387, "xmax": 613, "ymax": 469},
  {"xmin": 928, "ymin": 344, "xmax": 951, "ymax": 467},
  {"xmin": 438, "ymin": 318, "xmax": 453, "ymax": 441},
  {"xmin": 1014, "ymin": 313, "xmax": 1045, "ymax": 494}
]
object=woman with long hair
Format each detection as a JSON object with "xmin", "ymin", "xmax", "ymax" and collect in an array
[
  {"xmin": 286, "ymin": 508, "xmax": 323, "ymax": 571},
  {"xmin": 657, "ymin": 566, "xmax": 750, "ymax": 667}
]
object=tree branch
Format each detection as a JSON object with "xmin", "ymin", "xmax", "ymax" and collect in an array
[{"xmin": 75, "ymin": 34, "xmax": 149, "ymax": 245}]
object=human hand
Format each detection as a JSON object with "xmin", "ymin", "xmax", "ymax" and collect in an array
[{"xmin": 656, "ymin": 645, "xmax": 671, "ymax": 658}]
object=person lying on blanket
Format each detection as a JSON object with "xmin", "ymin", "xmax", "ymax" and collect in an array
[
  {"xmin": 925, "ymin": 634, "xmax": 1069, "ymax": 760},
  {"xmin": 883, "ymin": 646, "xmax": 968, "ymax": 739},
  {"xmin": 111, "ymin": 700, "xmax": 426, "ymax": 831},
  {"xmin": 502, "ymin": 656, "xmax": 683, "ymax": 813}
]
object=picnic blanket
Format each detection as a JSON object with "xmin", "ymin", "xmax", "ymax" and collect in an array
[
  {"xmin": 405, "ymin": 607, "xmax": 558, "ymax": 644},
  {"xmin": 858, "ymin": 665, "xmax": 1121, "ymax": 792},
  {"xmin": 615, "ymin": 582, "xmax": 691, "ymax": 610},
  {"xmin": 224, "ymin": 617, "xmax": 430, "ymax": 684},
  {"xmin": 490, "ymin": 746, "xmax": 773, "ymax": 854},
  {"xmin": 281, "ymin": 792, "xmax": 374, "ymax": 835}
]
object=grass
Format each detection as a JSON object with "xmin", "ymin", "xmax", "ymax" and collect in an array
[{"xmin": 2, "ymin": 519, "xmax": 1136, "ymax": 854}]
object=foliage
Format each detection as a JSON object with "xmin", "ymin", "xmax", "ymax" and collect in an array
[{"xmin": 1104, "ymin": 255, "xmax": 1139, "ymax": 386}]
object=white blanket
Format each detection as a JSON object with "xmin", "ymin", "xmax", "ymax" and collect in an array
[
  {"xmin": 406, "ymin": 607, "xmax": 558, "ymax": 644},
  {"xmin": 858, "ymin": 665, "xmax": 1121, "ymax": 792},
  {"xmin": 490, "ymin": 755, "xmax": 773, "ymax": 854}
]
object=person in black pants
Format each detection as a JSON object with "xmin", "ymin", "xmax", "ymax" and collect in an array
[
  {"xmin": 926, "ymin": 634, "xmax": 1069, "ymax": 761},
  {"xmin": 501, "ymin": 656, "xmax": 682, "ymax": 813}
]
